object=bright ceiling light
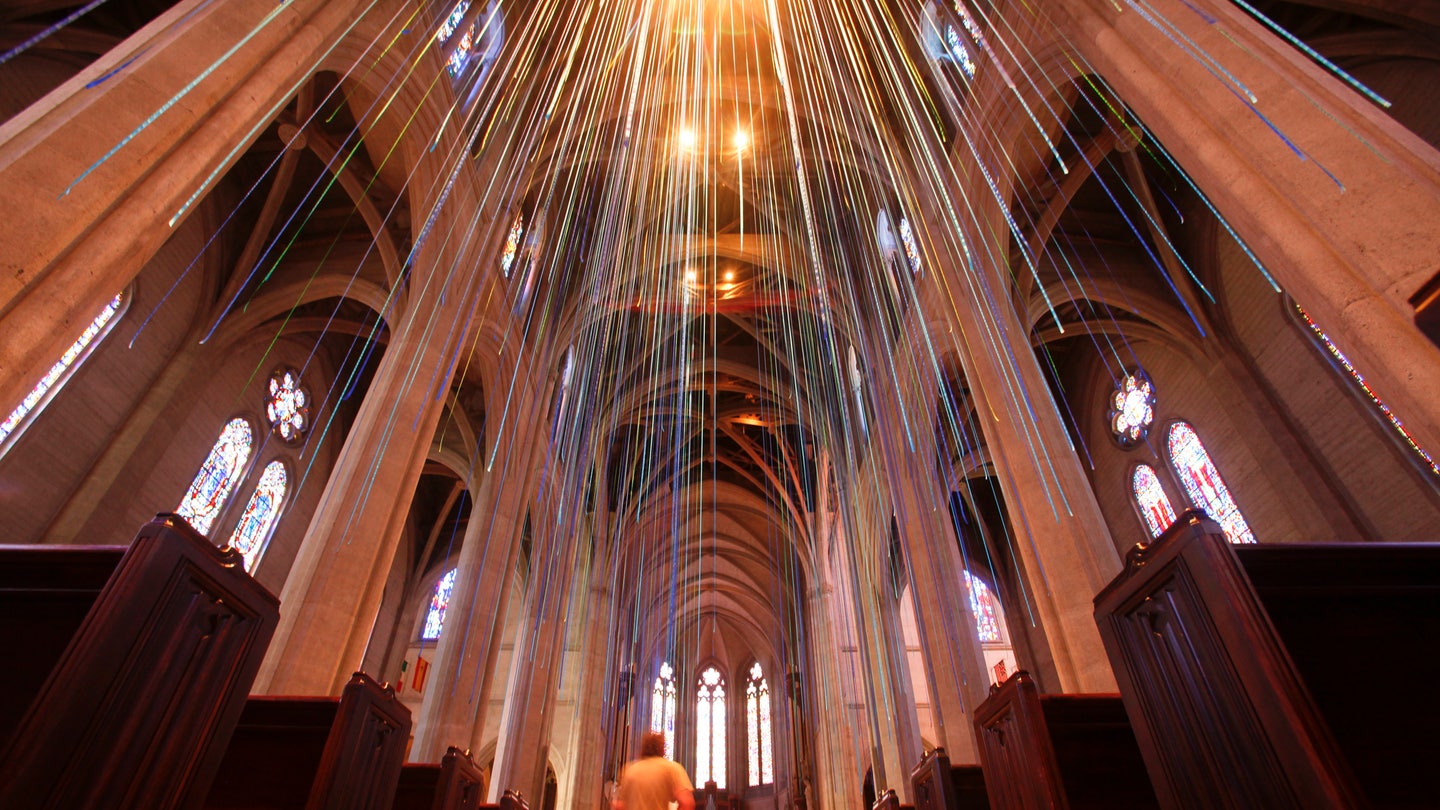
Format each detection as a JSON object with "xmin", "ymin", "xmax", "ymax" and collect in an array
[
  {"xmin": 677, "ymin": 127, "xmax": 698, "ymax": 151},
  {"xmin": 732, "ymin": 128, "xmax": 749, "ymax": 152}
]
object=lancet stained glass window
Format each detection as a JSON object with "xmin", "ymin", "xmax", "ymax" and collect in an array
[
  {"xmin": 956, "ymin": 1, "xmax": 987, "ymax": 48},
  {"xmin": 1131, "ymin": 463, "xmax": 1176, "ymax": 538},
  {"xmin": 1, "ymin": 292, "xmax": 124, "ymax": 449},
  {"xmin": 229, "ymin": 461, "xmax": 287, "ymax": 571},
  {"xmin": 1167, "ymin": 422, "xmax": 1256, "ymax": 544},
  {"xmin": 963, "ymin": 570, "xmax": 1002, "ymax": 643},
  {"xmin": 422, "ymin": 568, "xmax": 458, "ymax": 640},
  {"xmin": 651, "ymin": 662, "xmax": 677, "ymax": 760},
  {"xmin": 436, "ymin": 0, "xmax": 477, "ymax": 77},
  {"xmin": 177, "ymin": 418, "xmax": 253, "ymax": 536},
  {"xmin": 746, "ymin": 662, "xmax": 774, "ymax": 786},
  {"xmin": 945, "ymin": 25, "xmax": 977, "ymax": 78},
  {"xmin": 696, "ymin": 667, "xmax": 727, "ymax": 788},
  {"xmin": 436, "ymin": 0, "xmax": 470, "ymax": 43},
  {"xmin": 266, "ymin": 368, "xmax": 309, "ymax": 442},
  {"xmin": 1297, "ymin": 305, "xmax": 1439, "ymax": 476},
  {"xmin": 501, "ymin": 214, "xmax": 524, "ymax": 277},
  {"xmin": 898, "ymin": 216, "xmax": 923, "ymax": 275}
]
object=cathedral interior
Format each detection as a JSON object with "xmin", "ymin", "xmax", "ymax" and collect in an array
[{"xmin": 0, "ymin": 0, "xmax": 1438, "ymax": 807}]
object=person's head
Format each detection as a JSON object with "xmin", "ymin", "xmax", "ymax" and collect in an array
[{"xmin": 639, "ymin": 731, "xmax": 666, "ymax": 759}]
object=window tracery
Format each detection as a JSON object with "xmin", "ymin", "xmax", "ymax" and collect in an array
[
  {"xmin": 746, "ymin": 662, "xmax": 774, "ymax": 786},
  {"xmin": 422, "ymin": 568, "xmax": 458, "ymax": 640},
  {"xmin": 898, "ymin": 216, "xmax": 923, "ymax": 275},
  {"xmin": 501, "ymin": 213, "xmax": 524, "ymax": 277},
  {"xmin": 266, "ymin": 368, "xmax": 309, "ymax": 442},
  {"xmin": 1108, "ymin": 371, "xmax": 1155, "ymax": 448},
  {"xmin": 963, "ymin": 570, "xmax": 1002, "ymax": 643},
  {"xmin": 651, "ymin": 662, "xmax": 677, "ymax": 760},
  {"xmin": 696, "ymin": 666, "xmax": 727, "ymax": 788},
  {"xmin": 1, "ymin": 292, "xmax": 125, "ymax": 450},
  {"xmin": 1167, "ymin": 422, "xmax": 1256, "ymax": 543},
  {"xmin": 1297, "ymin": 305, "xmax": 1439, "ymax": 476},
  {"xmin": 177, "ymin": 418, "xmax": 253, "ymax": 536},
  {"xmin": 1131, "ymin": 463, "xmax": 1176, "ymax": 538},
  {"xmin": 228, "ymin": 460, "xmax": 287, "ymax": 571}
]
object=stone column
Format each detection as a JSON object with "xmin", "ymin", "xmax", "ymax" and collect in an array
[
  {"xmin": 0, "ymin": 0, "xmax": 365, "ymax": 413},
  {"xmin": 563, "ymin": 577, "xmax": 617, "ymax": 810},
  {"xmin": 864, "ymin": 341, "xmax": 993, "ymax": 758},
  {"xmin": 488, "ymin": 493, "xmax": 592, "ymax": 801},
  {"xmin": 409, "ymin": 380, "xmax": 549, "ymax": 759},
  {"xmin": 895, "ymin": 128, "xmax": 1123, "ymax": 692},
  {"xmin": 252, "ymin": 220, "xmax": 490, "ymax": 694},
  {"xmin": 1055, "ymin": 0, "xmax": 1440, "ymax": 455},
  {"xmin": 926, "ymin": 261, "xmax": 1123, "ymax": 693},
  {"xmin": 567, "ymin": 498, "xmax": 620, "ymax": 810},
  {"xmin": 832, "ymin": 499, "xmax": 924, "ymax": 802},
  {"xmin": 805, "ymin": 581, "xmax": 865, "ymax": 810}
]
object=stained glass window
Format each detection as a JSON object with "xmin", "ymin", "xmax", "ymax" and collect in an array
[
  {"xmin": 446, "ymin": 30, "xmax": 476, "ymax": 77},
  {"xmin": 1131, "ymin": 463, "xmax": 1176, "ymax": 538},
  {"xmin": 436, "ymin": 0, "xmax": 471, "ymax": 44},
  {"xmin": 746, "ymin": 662, "xmax": 774, "ymax": 786},
  {"xmin": 1, "ymin": 292, "xmax": 125, "ymax": 449},
  {"xmin": 898, "ymin": 216, "xmax": 923, "ymax": 275},
  {"xmin": 422, "ymin": 568, "xmax": 458, "ymax": 640},
  {"xmin": 1297, "ymin": 305, "xmax": 1439, "ymax": 476},
  {"xmin": 945, "ymin": 25, "xmax": 977, "ymax": 79},
  {"xmin": 962, "ymin": 570, "xmax": 1002, "ymax": 643},
  {"xmin": 436, "ymin": 0, "xmax": 477, "ymax": 77},
  {"xmin": 876, "ymin": 209, "xmax": 897, "ymax": 264},
  {"xmin": 266, "ymin": 368, "xmax": 309, "ymax": 442},
  {"xmin": 177, "ymin": 418, "xmax": 253, "ymax": 536},
  {"xmin": 651, "ymin": 662, "xmax": 677, "ymax": 760},
  {"xmin": 1109, "ymin": 371, "xmax": 1156, "ymax": 447},
  {"xmin": 501, "ymin": 214, "xmax": 524, "ymax": 277},
  {"xmin": 956, "ymin": 1, "xmax": 987, "ymax": 48},
  {"xmin": 229, "ymin": 461, "xmax": 287, "ymax": 571},
  {"xmin": 1167, "ymin": 422, "xmax": 1256, "ymax": 544},
  {"xmin": 696, "ymin": 667, "xmax": 727, "ymax": 788}
]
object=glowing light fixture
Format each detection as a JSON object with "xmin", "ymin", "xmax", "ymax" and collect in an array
[
  {"xmin": 677, "ymin": 127, "xmax": 698, "ymax": 152},
  {"xmin": 732, "ymin": 129, "xmax": 750, "ymax": 152}
]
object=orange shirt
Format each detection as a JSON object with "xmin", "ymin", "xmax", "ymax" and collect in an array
[{"xmin": 617, "ymin": 756, "xmax": 694, "ymax": 810}]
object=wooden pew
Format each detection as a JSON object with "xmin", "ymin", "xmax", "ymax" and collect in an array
[
  {"xmin": 974, "ymin": 670, "xmax": 1158, "ymax": 810},
  {"xmin": 205, "ymin": 671, "xmax": 412, "ymax": 810},
  {"xmin": 392, "ymin": 746, "xmax": 488, "ymax": 810},
  {"xmin": 1094, "ymin": 510, "xmax": 1440, "ymax": 809},
  {"xmin": 478, "ymin": 788, "xmax": 530, "ymax": 810},
  {"xmin": 949, "ymin": 766, "xmax": 987, "ymax": 810},
  {"xmin": 0, "ymin": 514, "xmax": 280, "ymax": 809},
  {"xmin": 910, "ymin": 747, "xmax": 988, "ymax": 810},
  {"xmin": 873, "ymin": 787, "xmax": 914, "ymax": 810},
  {"xmin": 0, "ymin": 544, "xmax": 123, "ymax": 748}
]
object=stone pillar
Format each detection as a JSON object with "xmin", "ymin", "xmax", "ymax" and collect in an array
[
  {"xmin": 568, "ymin": 499, "xmax": 619, "ymax": 810},
  {"xmin": 865, "ymin": 346, "xmax": 993, "ymax": 758},
  {"xmin": 926, "ymin": 264, "xmax": 1123, "ymax": 693},
  {"xmin": 832, "ymin": 501, "xmax": 924, "ymax": 802},
  {"xmin": 1054, "ymin": 0, "xmax": 1440, "ymax": 455},
  {"xmin": 409, "ymin": 382, "xmax": 548, "ymax": 759},
  {"xmin": 0, "ymin": 0, "xmax": 363, "ymax": 413},
  {"xmin": 488, "ymin": 494, "xmax": 591, "ymax": 801},
  {"xmin": 564, "ymin": 577, "xmax": 616, "ymax": 810},
  {"xmin": 252, "ymin": 223, "xmax": 489, "ymax": 694},
  {"xmin": 804, "ymin": 577, "xmax": 864, "ymax": 810}
]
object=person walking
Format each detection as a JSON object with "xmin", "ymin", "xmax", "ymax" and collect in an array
[{"xmin": 612, "ymin": 731, "xmax": 695, "ymax": 810}]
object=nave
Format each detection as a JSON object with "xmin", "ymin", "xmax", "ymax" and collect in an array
[{"xmin": 1, "ymin": 0, "xmax": 1439, "ymax": 807}]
